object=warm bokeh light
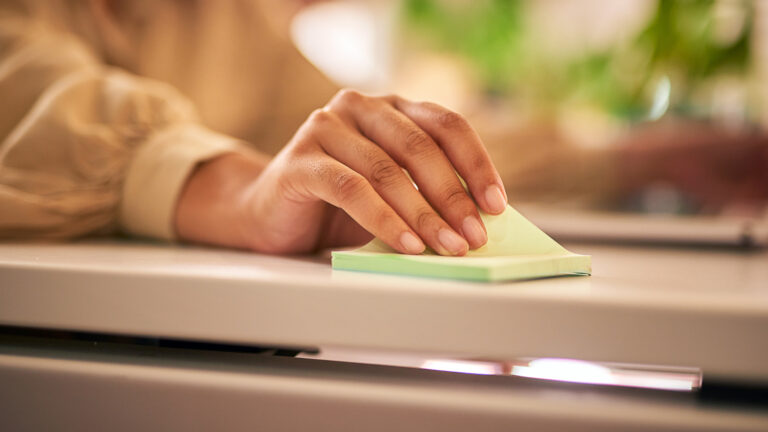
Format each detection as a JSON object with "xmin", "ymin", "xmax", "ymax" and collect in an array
[{"xmin": 422, "ymin": 357, "xmax": 702, "ymax": 391}]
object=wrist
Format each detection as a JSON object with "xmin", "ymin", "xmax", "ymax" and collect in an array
[{"xmin": 174, "ymin": 150, "xmax": 269, "ymax": 249}]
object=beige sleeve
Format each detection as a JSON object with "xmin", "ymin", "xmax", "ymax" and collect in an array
[{"xmin": 0, "ymin": 8, "xmax": 244, "ymax": 241}]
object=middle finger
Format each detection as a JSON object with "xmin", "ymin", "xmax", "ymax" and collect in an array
[
  {"xmin": 314, "ymin": 113, "xmax": 470, "ymax": 255},
  {"xmin": 334, "ymin": 98, "xmax": 488, "ymax": 250}
]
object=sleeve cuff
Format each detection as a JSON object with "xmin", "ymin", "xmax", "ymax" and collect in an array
[{"xmin": 119, "ymin": 123, "xmax": 245, "ymax": 240}]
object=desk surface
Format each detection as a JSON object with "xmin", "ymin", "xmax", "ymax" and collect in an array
[{"xmin": 1, "ymin": 241, "xmax": 766, "ymax": 382}]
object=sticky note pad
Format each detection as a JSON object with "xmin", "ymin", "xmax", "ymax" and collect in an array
[{"xmin": 332, "ymin": 205, "xmax": 591, "ymax": 282}]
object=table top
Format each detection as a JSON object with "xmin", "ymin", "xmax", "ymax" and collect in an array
[{"xmin": 1, "ymin": 240, "xmax": 766, "ymax": 382}]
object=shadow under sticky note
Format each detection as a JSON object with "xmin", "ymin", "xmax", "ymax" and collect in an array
[{"xmin": 331, "ymin": 205, "xmax": 591, "ymax": 282}]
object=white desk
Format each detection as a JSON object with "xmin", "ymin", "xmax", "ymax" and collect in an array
[
  {"xmin": 1, "ymin": 241, "xmax": 767, "ymax": 380},
  {"xmin": 1, "ymin": 240, "xmax": 767, "ymax": 431}
]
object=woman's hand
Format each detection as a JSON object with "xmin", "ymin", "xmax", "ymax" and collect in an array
[{"xmin": 175, "ymin": 89, "xmax": 508, "ymax": 255}]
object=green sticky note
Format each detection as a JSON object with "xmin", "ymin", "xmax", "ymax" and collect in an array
[{"xmin": 332, "ymin": 205, "xmax": 591, "ymax": 282}]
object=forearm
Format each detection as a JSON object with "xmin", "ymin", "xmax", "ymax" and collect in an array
[
  {"xmin": 0, "ymin": 5, "xmax": 246, "ymax": 241},
  {"xmin": 174, "ymin": 149, "xmax": 271, "ymax": 249}
]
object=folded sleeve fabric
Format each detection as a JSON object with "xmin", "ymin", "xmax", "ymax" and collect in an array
[
  {"xmin": 119, "ymin": 123, "xmax": 242, "ymax": 240},
  {"xmin": 332, "ymin": 205, "xmax": 591, "ymax": 282},
  {"xmin": 0, "ymin": 4, "xmax": 244, "ymax": 240}
]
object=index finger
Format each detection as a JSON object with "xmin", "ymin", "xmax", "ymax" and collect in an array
[{"xmin": 390, "ymin": 97, "xmax": 508, "ymax": 215}]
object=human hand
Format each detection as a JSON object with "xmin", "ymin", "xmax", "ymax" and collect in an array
[{"xmin": 175, "ymin": 89, "xmax": 507, "ymax": 255}]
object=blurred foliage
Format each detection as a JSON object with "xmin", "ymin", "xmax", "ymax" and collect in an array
[
  {"xmin": 402, "ymin": 0, "xmax": 526, "ymax": 94},
  {"xmin": 402, "ymin": 0, "xmax": 754, "ymax": 121}
]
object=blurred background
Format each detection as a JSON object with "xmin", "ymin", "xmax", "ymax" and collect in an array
[
  {"xmin": 292, "ymin": 0, "xmax": 768, "ymax": 241},
  {"xmin": 297, "ymin": 0, "xmax": 759, "ymax": 123}
]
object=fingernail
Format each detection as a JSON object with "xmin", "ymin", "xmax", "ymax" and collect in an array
[
  {"xmin": 485, "ymin": 184, "xmax": 507, "ymax": 214},
  {"xmin": 400, "ymin": 232, "xmax": 425, "ymax": 254},
  {"xmin": 462, "ymin": 216, "xmax": 487, "ymax": 248},
  {"xmin": 438, "ymin": 228, "xmax": 468, "ymax": 255}
]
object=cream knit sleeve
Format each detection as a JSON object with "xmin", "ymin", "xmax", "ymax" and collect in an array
[{"xmin": 0, "ymin": 8, "xmax": 243, "ymax": 240}]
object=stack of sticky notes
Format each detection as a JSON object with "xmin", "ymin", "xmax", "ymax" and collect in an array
[{"xmin": 332, "ymin": 205, "xmax": 591, "ymax": 282}]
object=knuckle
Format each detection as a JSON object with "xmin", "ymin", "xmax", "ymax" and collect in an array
[
  {"xmin": 436, "ymin": 110, "xmax": 467, "ymax": 130},
  {"xmin": 380, "ymin": 93, "xmax": 399, "ymax": 104},
  {"xmin": 402, "ymin": 128, "xmax": 435, "ymax": 156},
  {"xmin": 415, "ymin": 209, "xmax": 439, "ymax": 232},
  {"xmin": 334, "ymin": 88, "xmax": 364, "ymax": 106},
  {"xmin": 443, "ymin": 186, "xmax": 469, "ymax": 206},
  {"xmin": 369, "ymin": 158, "xmax": 403, "ymax": 187},
  {"xmin": 333, "ymin": 171, "xmax": 367, "ymax": 202},
  {"xmin": 307, "ymin": 108, "xmax": 334, "ymax": 126}
]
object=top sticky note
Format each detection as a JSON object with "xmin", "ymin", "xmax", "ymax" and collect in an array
[{"xmin": 332, "ymin": 205, "xmax": 591, "ymax": 282}]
